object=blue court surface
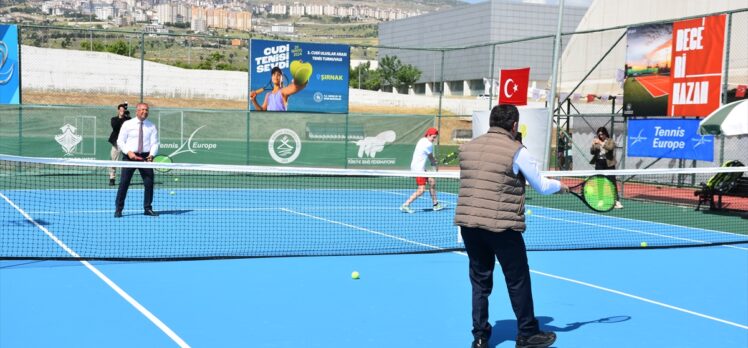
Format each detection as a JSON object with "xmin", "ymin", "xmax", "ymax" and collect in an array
[{"xmin": 1, "ymin": 188, "xmax": 747, "ymax": 347}]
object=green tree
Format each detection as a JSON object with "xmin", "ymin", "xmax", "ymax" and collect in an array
[
  {"xmin": 363, "ymin": 69, "xmax": 382, "ymax": 91},
  {"xmin": 378, "ymin": 55, "xmax": 402, "ymax": 88},
  {"xmin": 350, "ymin": 62, "xmax": 383, "ymax": 91},
  {"xmin": 395, "ymin": 63, "xmax": 422, "ymax": 90},
  {"xmin": 105, "ymin": 40, "xmax": 133, "ymax": 56}
]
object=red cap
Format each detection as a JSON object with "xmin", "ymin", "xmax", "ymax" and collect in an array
[{"xmin": 424, "ymin": 127, "xmax": 439, "ymax": 136}]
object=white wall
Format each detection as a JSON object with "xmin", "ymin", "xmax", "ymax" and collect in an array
[{"xmin": 22, "ymin": 45, "xmax": 490, "ymax": 114}]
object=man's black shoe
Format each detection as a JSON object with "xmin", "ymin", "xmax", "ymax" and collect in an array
[
  {"xmin": 144, "ymin": 209, "xmax": 159, "ymax": 216},
  {"xmin": 109, "ymin": 178, "xmax": 116, "ymax": 186},
  {"xmin": 114, "ymin": 210, "xmax": 123, "ymax": 218},
  {"xmin": 516, "ymin": 331, "xmax": 556, "ymax": 348},
  {"xmin": 471, "ymin": 337, "xmax": 488, "ymax": 348}
]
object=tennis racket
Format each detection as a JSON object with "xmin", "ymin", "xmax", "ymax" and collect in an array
[
  {"xmin": 152, "ymin": 154, "xmax": 173, "ymax": 173},
  {"xmin": 252, "ymin": 71, "xmax": 291, "ymax": 95},
  {"xmin": 567, "ymin": 175, "xmax": 618, "ymax": 212},
  {"xmin": 441, "ymin": 151, "xmax": 457, "ymax": 165}
]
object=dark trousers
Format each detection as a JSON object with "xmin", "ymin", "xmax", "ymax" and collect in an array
[
  {"xmin": 595, "ymin": 159, "xmax": 619, "ymax": 197},
  {"xmin": 115, "ymin": 153, "xmax": 155, "ymax": 211},
  {"xmin": 461, "ymin": 226, "xmax": 539, "ymax": 340}
]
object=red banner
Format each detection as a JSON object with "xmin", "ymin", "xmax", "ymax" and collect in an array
[
  {"xmin": 668, "ymin": 15, "xmax": 726, "ymax": 116},
  {"xmin": 736, "ymin": 85, "xmax": 747, "ymax": 98},
  {"xmin": 498, "ymin": 67, "xmax": 530, "ymax": 106}
]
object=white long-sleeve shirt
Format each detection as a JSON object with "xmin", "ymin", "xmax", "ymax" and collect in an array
[
  {"xmin": 512, "ymin": 147, "xmax": 561, "ymax": 195},
  {"xmin": 117, "ymin": 118, "xmax": 159, "ymax": 156}
]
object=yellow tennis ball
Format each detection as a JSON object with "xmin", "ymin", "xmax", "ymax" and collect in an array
[
  {"xmin": 174, "ymin": 178, "xmax": 180, "ymax": 182},
  {"xmin": 640, "ymin": 242, "xmax": 648, "ymax": 248},
  {"xmin": 351, "ymin": 271, "xmax": 360, "ymax": 280},
  {"xmin": 294, "ymin": 63, "xmax": 313, "ymax": 85},
  {"xmin": 169, "ymin": 191, "xmax": 176, "ymax": 195},
  {"xmin": 290, "ymin": 60, "xmax": 302, "ymax": 76},
  {"xmin": 526, "ymin": 209, "xmax": 532, "ymax": 215}
]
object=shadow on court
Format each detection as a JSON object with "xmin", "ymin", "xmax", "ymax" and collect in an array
[
  {"xmin": 8, "ymin": 219, "xmax": 50, "ymax": 226},
  {"xmin": 489, "ymin": 315, "xmax": 631, "ymax": 347},
  {"xmin": 154, "ymin": 209, "xmax": 193, "ymax": 215}
]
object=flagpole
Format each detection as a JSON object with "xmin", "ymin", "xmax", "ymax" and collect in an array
[{"xmin": 543, "ymin": 0, "xmax": 565, "ymax": 171}]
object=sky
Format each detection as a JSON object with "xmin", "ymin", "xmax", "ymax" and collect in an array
[{"xmin": 462, "ymin": 0, "xmax": 594, "ymax": 6}]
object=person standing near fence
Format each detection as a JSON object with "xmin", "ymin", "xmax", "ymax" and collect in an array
[
  {"xmin": 589, "ymin": 126, "xmax": 623, "ymax": 209},
  {"xmin": 400, "ymin": 127, "xmax": 444, "ymax": 213},
  {"xmin": 108, "ymin": 103, "xmax": 130, "ymax": 186},
  {"xmin": 115, "ymin": 103, "xmax": 159, "ymax": 218},
  {"xmin": 455, "ymin": 104, "xmax": 568, "ymax": 348}
]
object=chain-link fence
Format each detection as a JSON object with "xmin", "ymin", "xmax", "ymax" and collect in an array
[{"xmin": 8, "ymin": 8, "xmax": 748, "ymax": 172}]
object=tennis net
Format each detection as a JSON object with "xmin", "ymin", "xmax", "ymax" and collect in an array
[{"xmin": 1, "ymin": 155, "xmax": 746, "ymax": 260}]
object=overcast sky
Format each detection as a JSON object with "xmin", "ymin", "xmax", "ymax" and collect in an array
[{"xmin": 462, "ymin": 0, "xmax": 594, "ymax": 6}]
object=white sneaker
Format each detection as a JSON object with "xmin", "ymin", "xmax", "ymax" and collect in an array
[
  {"xmin": 614, "ymin": 201, "xmax": 623, "ymax": 209},
  {"xmin": 433, "ymin": 202, "xmax": 444, "ymax": 211},
  {"xmin": 400, "ymin": 205, "xmax": 415, "ymax": 214}
]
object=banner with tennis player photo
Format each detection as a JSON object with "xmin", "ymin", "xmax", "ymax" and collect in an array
[
  {"xmin": 0, "ymin": 25, "xmax": 20, "ymax": 105},
  {"xmin": 623, "ymin": 15, "xmax": 725, "ymax": 117},
  {"xmin": 249, "ymin": 39, "xmax": 350, "ymax": 113}
]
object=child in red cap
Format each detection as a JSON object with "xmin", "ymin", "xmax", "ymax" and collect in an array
[{"xmin": 400, "ymin": 127, "xmax": 444, "ymax": 213}]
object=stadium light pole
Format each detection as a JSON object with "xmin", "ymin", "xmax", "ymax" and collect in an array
[{"xmin": 543, "ymin": 0, "xmax": 565, "ymax": 171}]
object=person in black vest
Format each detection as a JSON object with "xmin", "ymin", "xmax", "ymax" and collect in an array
[
  {"xmin": 455, "ymin": 105, "xmax": 568, "ymax": 348},
  {"xmin": 114, "ymin": 103, "xmax": 159, "ymax": 218},
  {"xmin": 108, "ymin": 103, "xmax": 130, "ymax": 186}
]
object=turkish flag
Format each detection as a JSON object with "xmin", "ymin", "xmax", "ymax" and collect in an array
[{"xmin": 498, "ymin": 67, "xmax": 530, "ymax": 105}]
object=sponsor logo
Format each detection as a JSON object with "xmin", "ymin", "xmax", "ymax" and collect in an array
[
  {"xmin": 313, "ymin": 92, "xmax": 323, "ymax": 103},
  {"xmin": 268, "ymin": 128, "xmax": 302, "ymax": 164},
  {"xmin": 348, "ymin": 130, "xmax": 397, "ymax": 166},
  {"xmin": 0, "ymin": 41, "xmax": 14, "ymax": 85},
  {"xmin": 691, "ymin": 135, "xmax": 712, "ymax": 149},
  {"xmin": 159, "ymin": 125, "xmax": 217, "ymax": 158},
  {"xmin": 628, "ymin": 129, "xmax": 648, "ymax": 146},
  {"xmin": 55, "ymin": 124, "xmax": 83, "ymax": 156}
]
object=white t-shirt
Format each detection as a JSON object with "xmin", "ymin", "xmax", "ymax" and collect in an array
[{"xmin": 410, "ymin": 137, "xmax": 433, "ymax": 172}]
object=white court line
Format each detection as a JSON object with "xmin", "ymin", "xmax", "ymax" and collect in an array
[
  {"xmin": 530, "ymin": 205, "xmax": 748, "ymax": 251},
  {"xmin": 533, "ymin": 204, "xmax": 747, "ymax": 239},
  {"xmin": 533, "ymin": 214, "xmax": 748, "ymax": 251},
  {"xmin": 280, "ymin": 208, "xmax": 449, "ymax": 251},
  {"xmin": 27, "ymin": 206, "xmax": 412, "ymax": 215},
  {"xmin": 380, "ymin": 189, "xmax": 747, "ymax": 249},
  {"xmin": 286, "ymin": 208, "xmax": 748, "ymax": 330},
  {"xmin": 530, "ymin": 269, "xmax": 748, "ymax": 330},
  {"xmin": 0, "ymin": 192, "xmax": 190, "ymax": 348}
]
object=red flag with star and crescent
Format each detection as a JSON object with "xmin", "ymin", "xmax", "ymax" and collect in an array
[{"xmin": 498, "ymin": 67, "xmax": 530, "ymax": 106}]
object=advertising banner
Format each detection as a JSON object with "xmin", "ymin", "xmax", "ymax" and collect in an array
[
  {"xmin": 0, "ymin": 25, "xmax": 20, "ymax": 104},
  {"xmin": 623, "ymin": 15, "xmax": 725, "ymax": 117},
  {"xmin": 471, "ymin": 107, "xmax": 550, "ymax": 166},
  {"xmin": 250, "ymin": 39, "xmax": 350, "ymax": 113},
  {"xmin": 627, "ymin": 119, "xmax": 714, "ymax": 161}
]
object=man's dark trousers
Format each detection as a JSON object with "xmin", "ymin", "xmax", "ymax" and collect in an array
[
  {"xmin": 461, "ymin": 226, "xmax": 539, "ymax": 340},
  {"xmin": 115, "ymin": 153, "xmax": 155, "ymax": 211}
]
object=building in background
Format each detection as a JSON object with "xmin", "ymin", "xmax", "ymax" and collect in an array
[
  {"xmin": 378, "ymin": 0, "xmax": 587, "ymax": 96},
  {"xmin": 191, "ymin": 6, "xmax": 252, "ymax": 32}
]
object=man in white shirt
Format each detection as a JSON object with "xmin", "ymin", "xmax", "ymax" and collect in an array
[
  {"xmin": 400, "ymin": 127, "xmax": 444, "ymax": 213},
  {"xmin": 115, "ymin": 103, "xmax": 159, "ymax": 218}
]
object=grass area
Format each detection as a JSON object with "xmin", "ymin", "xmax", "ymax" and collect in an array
[{"xmin": 623, "ymin": 78, "xmax": 669, "ymax": 116}]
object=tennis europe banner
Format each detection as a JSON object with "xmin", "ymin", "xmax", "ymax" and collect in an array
[
  {"xmin": 0, "ymin": 25, "xmax": 19, "ymax": 104},
  {"xmin": 249, "ymin": 39, "xmax": 350, "ymax": 113},
  {"xmin": 623, "ymin": 15, "xmax": 725, "ymax": 117},
  {"xmin": 626, "ymin": 119, "xmax": 713, "ymax": 161},
  {"xmin": 498, "ymin": 67, "xmax": 530, "ymax": 106}
]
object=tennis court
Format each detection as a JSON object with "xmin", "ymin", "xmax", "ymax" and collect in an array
[
  {"xmin": 1, "ymin": 157, "xmax": 747, "ymax": 347},
  {"xmin": 633, "ymin": 75, "xmax": 671, "ymax": 98}
]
